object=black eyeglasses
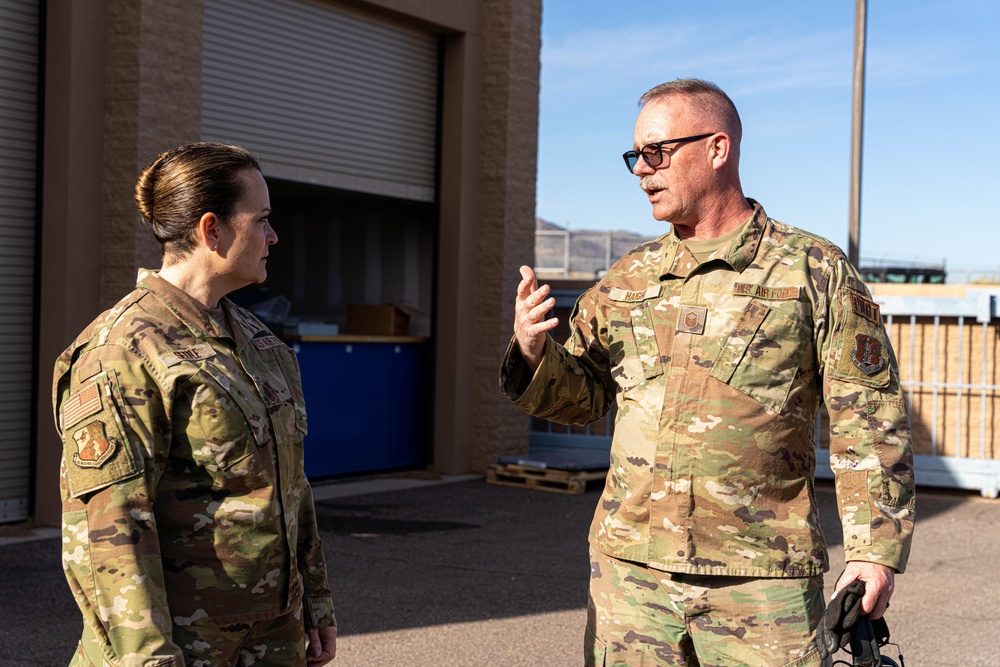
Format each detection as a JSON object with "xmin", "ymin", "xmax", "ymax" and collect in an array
[{"xmin": 622, "ymin": 133, "xmax": 717, "ymax": 173}]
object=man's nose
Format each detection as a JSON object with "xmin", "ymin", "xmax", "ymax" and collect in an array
[{"xmin": 632, "ymin": 156, "xmax": 654, "ymax": 176}]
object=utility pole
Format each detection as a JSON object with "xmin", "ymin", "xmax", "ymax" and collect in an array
[{"xmin": 848, "ymin": 0, "xmax": 867, "ymax": 266}]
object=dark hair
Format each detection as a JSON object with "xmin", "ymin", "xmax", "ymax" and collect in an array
[
  {"xmin": 134, "ymin": 142, "xmax": 261, "ymax": 258},
  {"xmin": 638, "ymin": 79, "xmax": 742, "ymax": 143}
]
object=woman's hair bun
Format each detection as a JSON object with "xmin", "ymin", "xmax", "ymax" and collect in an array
[{"xmin": 132, "ymin": 142, "xmax": 261, "ymax": 258}]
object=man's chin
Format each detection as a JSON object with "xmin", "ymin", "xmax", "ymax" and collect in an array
[{"xmin": 649, "ymin": 205, "xmax": 674, "ymax": 223}]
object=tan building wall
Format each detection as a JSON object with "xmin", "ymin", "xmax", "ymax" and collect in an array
[{"xmin": 33, "ymin": 0, "xmax": 540, "ymax": 525}]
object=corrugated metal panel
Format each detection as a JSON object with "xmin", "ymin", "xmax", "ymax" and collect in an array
[
  {"xmin": 0, "ymin": 0, "xmax": 39, "ymax": 523},
  {"xmin": 202, "ymin": 0, "xmax": 439, "ymax": 202}
]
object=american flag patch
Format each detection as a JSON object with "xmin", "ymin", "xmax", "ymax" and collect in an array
[
  {"xmin": 63, "ymin": 382, "xmax": 103, "ymax": 429},
  {"xmin": 252, "ymin": 336, "xmax": 283, "ymax": 350}
]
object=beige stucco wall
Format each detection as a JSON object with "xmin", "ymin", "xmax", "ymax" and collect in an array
[{"xmin": 33, "ymin": 0, "xmax": 540, "ymax": 524}]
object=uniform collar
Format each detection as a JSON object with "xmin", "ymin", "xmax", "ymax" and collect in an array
[
  {"xmin": 658, "ymin": 199, "xmax": 769, "ymax": 279},
  {"xmin": 135, "ymin": 269, "xmax": 267, "ymax": 351}
]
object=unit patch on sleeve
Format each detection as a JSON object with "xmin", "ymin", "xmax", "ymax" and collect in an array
[
  {"xmin": 71, "ymin": 420, "xmax": 116, "ymax": 468},
  {"xmin": 829, "ymin": 285, "xmax": 891, "ymax": 388},
  {"xmin": 852, "ymin": 333, "xmax": 885, "ymax": 376}
]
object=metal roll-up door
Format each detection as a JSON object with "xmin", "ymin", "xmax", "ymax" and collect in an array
[
  {"xmin": 202, "ymin": 0, "xmax": 439, "ymax": 202},
  {"xmin": 0, "ymin": 0, "xmax": 40, "ymax": 523}
]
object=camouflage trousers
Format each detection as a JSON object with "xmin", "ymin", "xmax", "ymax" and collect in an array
[
  {"xmin": 586, "ymin": 549, "xmax": 826, "ymax": 667},
  {"xmin": 70, "ymin": 606, "xmax": 309, "ymax": 667}
]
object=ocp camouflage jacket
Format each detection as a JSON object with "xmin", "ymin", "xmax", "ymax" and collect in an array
[
  {"xmin": 54, "ymin": 270, "xmax": 335, "ymax": 666},
  {"xmin": 502, "ymin": 201, "xmax": 915, "ymax": 578}
]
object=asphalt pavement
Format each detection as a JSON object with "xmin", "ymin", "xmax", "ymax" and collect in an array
[{"xmin": 1, "ymin": 474, "xmax": 997, "ymax": 666}]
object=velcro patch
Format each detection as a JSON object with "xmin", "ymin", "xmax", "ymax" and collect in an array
[
  {"xmin": 71, "ymin": 420, "xmax": 116, "ymax": 468},
  {"xmin": 608, "ymin": 285, "xmax": 661, "ymax": 302},
  {"xmin": 846, "ymin": 275, "xmax": 868, "ymax": 294},
  {"xmin": 677, "ymin": 305, "xmax": 708, "ymax": 335},
  {"xmin": 852, "ymin": 333, "xmax": 885, "ymax": 376},
  {"xmin": 848, "ymin": 291, "xmax": 882, "ymax": 325},
  {"xmin": 159, "ymin": 343, "xmax": 216, "ymax": 368},
  {"xmin": 829, "ymin": 288, "xmax": 890, "ymax": 388},
  {"xmin": 75, "ymin": 359, "xmax": 103, "ymax": 383},
  {"xmin": 259, "ymin": 379, "xmax": 283, "ymax": 407},
  {"xmin": 733, "ymin": 283, "xmax": 801, "ymax": 300},
  {"xmin": 251, "ymin": 335, "xmax": 284, "ymax": 350},
  {"xmin": 62, "ymin": 382, "xmax": 103, "ymax": 430}
]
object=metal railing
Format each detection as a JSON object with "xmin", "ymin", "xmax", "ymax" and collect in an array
[{"xmin": 528, "ymin": 288, "xmax": 1000, "ymax": 497}]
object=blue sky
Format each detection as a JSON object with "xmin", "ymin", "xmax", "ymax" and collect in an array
[{"xmin": 536, "ymin": 1, "xmax": 1000, "ymax": 273}]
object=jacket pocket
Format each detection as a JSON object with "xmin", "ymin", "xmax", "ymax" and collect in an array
[
  {"xmin": 190, "ymin": 368, "xmax": 268, "ymax": 471},
  {"xmin": 709, "ymin": 300, "xmax": 808, "ymax": 413},
  {"xmin": 607, "ymin": 301, "xmax": 663, "ymax": 391}
]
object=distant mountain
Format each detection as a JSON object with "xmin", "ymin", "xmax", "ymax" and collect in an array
[{"xmin": 535, "ymin": 218, "xmax": 655, "ymax": 276}]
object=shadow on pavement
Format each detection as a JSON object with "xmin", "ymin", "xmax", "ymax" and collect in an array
[{"xmin": 317, "ymin": 480, "xmax": 596, "ymax": 636}]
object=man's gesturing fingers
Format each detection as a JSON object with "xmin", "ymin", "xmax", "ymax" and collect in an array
[{"xmin": 514, "ymin": 265, "xmax": 558, "ymax": 370}]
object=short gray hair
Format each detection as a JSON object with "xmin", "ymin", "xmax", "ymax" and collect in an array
[{"xmin": 638, "ymin": 79, "xmax": 742, "ymax": 142}]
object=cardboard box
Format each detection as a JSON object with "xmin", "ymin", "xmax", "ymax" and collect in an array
[{"xmin": 345, "ymin": 304, "xmax": 410, "ymax": 336}]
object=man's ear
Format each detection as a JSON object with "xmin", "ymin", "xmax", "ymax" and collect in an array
[
  {"xmin": 197, "ymin": 212, "xmax": 221, "ymax": 250},
  {"xmin": 708, "ymin": 133, "xmax": 731, "ymax": 171}
]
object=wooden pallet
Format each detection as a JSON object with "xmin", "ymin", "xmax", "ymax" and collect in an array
[{"xmin": 486, "ymin": 462, "xmax": 607, "ymax": 495}]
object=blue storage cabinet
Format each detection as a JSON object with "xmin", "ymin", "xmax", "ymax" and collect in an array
[{"xmin": 288, "ymin": 338, "xmax": 430, "ymax": 478}]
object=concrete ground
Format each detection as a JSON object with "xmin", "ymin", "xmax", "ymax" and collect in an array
[{"xmin": 1, "ymin": 475, "xmax": 996, "ymax": 666}]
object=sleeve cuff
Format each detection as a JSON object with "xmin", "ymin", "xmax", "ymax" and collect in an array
[
  {"xmin": 305, "ymin": 595, "xmax": 337, "ymax": 629},
  {"xmin": 499, "ymin": 334, "xmax": 555, "ymax": 402}
]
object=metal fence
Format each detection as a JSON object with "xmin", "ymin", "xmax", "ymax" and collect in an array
[{"xmin": 528, "ymin": 288, "xmax": 1000, "ymax": 498}]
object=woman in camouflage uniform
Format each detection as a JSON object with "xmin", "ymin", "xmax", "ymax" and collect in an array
[{"xmin": 54, "ymin": 143, "xmax": 337, "ymax": 666}]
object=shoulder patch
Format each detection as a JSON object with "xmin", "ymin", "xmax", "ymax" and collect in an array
[
  {"xmin": 848, "ymin": 291, "xmax": 882, "ymax": 325},
  {"xmin": 608, "ymin": 285, "xmax": 661, "ymax": 302},
  {"xmin": 158, "ymin": 343, "xmax": 216, "ymax": 368},
  {"xmin": 828, "ymin": 288, "xmax": 891, "ymax": 388},
  {"xmin": 251, "ymin": 335, "xmax": 284, "ymax": 350},
  {"xmin": 62, "ymin": 382, "xmax": 103, "ymax": 430},
  {"xmin": 732, "ymin": 283, "xmax": 801, "ymax": 300},
  {"xmin": 852, "ymin": 333, "xmax": 886, "ymax": 376},
  {"xmin": 62, "ymin": 374, "xmax": 141, "ymax": 497},
  {"xmin": 71, "ymin": 420, "xmax": 116, "ymax": 468}
]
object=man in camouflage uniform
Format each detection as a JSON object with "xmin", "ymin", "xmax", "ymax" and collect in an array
[
  {"xmin": 501, "ymin": 79, "xmax": 914, "ymax": 666},
  {"xmin": 55, "ymin": 269, "xmax": 335, "ymax": 666}
]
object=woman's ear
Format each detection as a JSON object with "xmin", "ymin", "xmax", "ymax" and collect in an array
[{"xmin": 197, "ymin": 212, "xmax": 221, "ymax": 251}]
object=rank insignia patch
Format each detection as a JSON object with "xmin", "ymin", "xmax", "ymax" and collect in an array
[
  {"xmin": 677, "ymin": 305, "xmax": 708, "ymax": 335},
  {"xmin": 259, "ymin": 380, "xmax": 282, "ymax": 407},
  {"xmin": 852, "ymin": 333, "xmax": 885, "ymax": 376},
  {"xmin": 72, "ymin": 420, "xmax": 116, "ymax": 468}
]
